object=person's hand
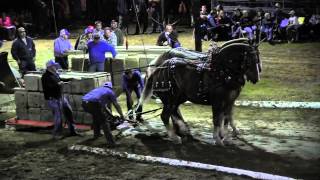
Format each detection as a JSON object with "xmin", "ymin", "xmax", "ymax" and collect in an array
[{"xmin": 17, "ymin": 59, "xmax": 21, "ymax": 65}]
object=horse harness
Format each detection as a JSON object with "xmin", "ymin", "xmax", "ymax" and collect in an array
[{"xmin": 152, "ymin": 46, "xmax": 255, "ymax": 101}]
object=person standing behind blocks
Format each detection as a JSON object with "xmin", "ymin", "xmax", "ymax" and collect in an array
[
  {"xmin": 11, "ymin": 27, "xmax": 36, "ymax": 77},
  {"xmin": 82, "ymin": 82, "xmax": 125, "ymax": 147},
  {"xmin": 54, "ymin": 29, "xmax": 73, "ymax": 70},
  {"xmin": 41, "ymin": 60, "xmax": 79, "ymax": 139},
  {"xmin": 87, "ymin": 33, "xmax": 117, "ymax": 72},
  {"xmin": 122, "ymin": 69, "xmax": 144, "ymax": 122}
]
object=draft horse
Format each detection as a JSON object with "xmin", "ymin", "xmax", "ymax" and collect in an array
[{"xmin": 139, "ymin": 41, "xmax": 261, "ymax": 146}]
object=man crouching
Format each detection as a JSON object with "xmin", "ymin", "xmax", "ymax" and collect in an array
[{"xmin": 82, "ymin": 82, "xmax": 125, "ymax": 147}]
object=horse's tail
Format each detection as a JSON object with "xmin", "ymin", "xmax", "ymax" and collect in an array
[{"xmin": 136, "ymin": 72, "xmax": 154, "ymax": 111}]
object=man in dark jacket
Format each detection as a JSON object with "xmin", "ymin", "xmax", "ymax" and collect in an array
[
  {"xmin": 41, "ymin": 59, "xmax": 79, "ymax": 139},
  {"xmin": 11, "ymin": 27, "xmax": 36, "ymax": 76},
  {"xmin": 156, "ymin": 24, "xmax": 181, "ymax": 48}
]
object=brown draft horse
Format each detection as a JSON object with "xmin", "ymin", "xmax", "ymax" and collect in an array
[{"xmin": 138, "ymin": 40, "xmax": 261, "ymax": 145}]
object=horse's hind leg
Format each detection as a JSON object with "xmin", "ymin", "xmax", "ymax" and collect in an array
[
  {"xmin": 212, "ymin": 107, "xmax": 225, "ymax": 146},
  {"xmin": 171, "ymin": 107, "xmax": 192, "ymax": 142},
  {"xmin": 161, "ymin": 104, "xmax": 181, "ymax": 144}
]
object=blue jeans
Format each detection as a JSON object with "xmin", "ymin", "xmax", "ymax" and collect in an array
[
  {"xmin": 261, "ymin": 26, "xmax": 273, "ymax": 41},
  {"xmin": 125, "ymin": 86, "xmax": 142, "ymax": 119},
  {"xmin": 89, "ymin": 62, "xmax": 105, "ymax": 72},
  {"xmin": 47, "ymin": 97, "xmax": 76, "ymax": 136}
]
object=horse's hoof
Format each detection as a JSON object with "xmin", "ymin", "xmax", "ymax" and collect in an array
[
  {"xmin": 232, "ymin": 129, "xmax": 240, "ymax": 137},
  {"xmin": 214, "ymin": 139, "xmax": 225, "ymax": 146},
  {"xmin": 181, "ymin": 134, "xmax": 193, "ymax": 143},
  {"xmin": 172, "ymin": 136, "xmax": 182, "ymax": 144}
]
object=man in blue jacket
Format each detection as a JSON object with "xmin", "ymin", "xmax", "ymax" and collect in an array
[
  {"xmin": 122, "ymin": 69, "xmax": 144, "ymax": 121},
  {"xmin": 82, "ymin": 82, "xmax": 125, "ymax": 147},
  {"xmin": 87, "ymin": 33, "xmax": 117, "ymax": 72}
]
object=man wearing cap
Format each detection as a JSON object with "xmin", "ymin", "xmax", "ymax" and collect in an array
[
  {"xmin": 87, "ymin": 33, "xmax": 117, "ymax": 72},
  {"xmin": 41, "ymin": 60, "xmax": 79, "ymax": 139},
  {"xmin": 122, "ymin": 69, "xmax": 144, "ymax": 121},
  {"xmin": 11, "ymin": 27, "xmax": 36, "ymax": 76},
  {"xmin": 54, "ymin": 29, "xmax": 73, "ymax": 70},
  {"xmin": 75, "ymin": 26, "xmax": 94, "ymax": 51},
  {"xmin": 111, "ymin": 20, "xmax": 124, "ymax": 46},
  {"xmin": 82, "ymin": 82, "xmax": 125, "ymax": 147}
]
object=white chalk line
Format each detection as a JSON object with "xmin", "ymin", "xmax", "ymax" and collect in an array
[
  {"xmin": 155, "ymin": 99, "xmax": 320, "ymax": 109},
  {"xmin": 69, "ymin": 145, "xmax": 296, "ymax": 180}
]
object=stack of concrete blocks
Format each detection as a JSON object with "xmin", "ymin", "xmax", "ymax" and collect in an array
[
  {"xmin": 70, "ymin": 46, "xmax": 170, "ymax": 90},
  {"xmin": 14, "ymin": 72, "xmax": 111, "ymax": 125},
  {"xmin": 70, "ymin": 46, "xmax": 170, "ymax": 72}
]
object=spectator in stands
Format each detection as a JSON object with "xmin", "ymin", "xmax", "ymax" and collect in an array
[
  {"xmin": 197, "ymin": 5, "xmax": 209, "ymax": 41},
  {"xmin": 111, "ymin": 20, "xmax": 124, "ymax": 46},
  {"xmin": 231, "ymin": 8, "xmax": 242, "ymax": 39},
  {"xmin": 122, "ymin": 69, "xmax": 144, "ymax": 122},
  {"xmin": 0, "ymin": 12, "xmax": 16, "ymax": 40},
  {"xmin": 75, "ymin": 25, "xmax": 94, "ymax": 51},
  {"xmin": 54, "ymin": 29, "xmax": 73, "ymax": 70},
  {"xmin": 261, "ymin": 12, "xmax": 274, "ymax": 44},
  {"xmin": 156, "ymin": 24, "xmax": 181, "ymax": 48},
  {"xmin": 82, "ymin": 82, "xmax": 125, "ymax": 147},
  {"xmin": 207, "ymin": 10, "xmax": 218, "ymax": 40},
  {"xmin": 93, "ymin": 20, "xmax": 104, "ymax": 40},
  {"xmin": 41, "ymin": 59, "xmax": 80, "ymax": 140},
  {"xmin": 234, "ymin": 10, "xmax": 256, "ymax": 43},
  {"xmin": 214, "ymin": 10, "xmax": 231, "ymax": 40},
  {"xmin": 87, "ymin": 33, "xmax": 117, "ymax": 72},
  {"xmin": 103, "ymin": 27, "xmax": 117, "ymax": 47},
  {"xmin": 117, "ymin": 0, "xmax": 130, "ymax": 32},
  {"xmin": 286, "ymin": 10, "xmax": 299, "ymax": 43},
  {"xmin": 309, "ymin": 14, "xmax": 320, "ymax": 40},
  {"xmin": 134, "ymin": 0, "xmax": 148, "ymax": 35},
  {"xmin": 272, "ymin": 3, "xmax": 286, "ymax": 41},
  {"xmin": 149, "ymin": 0, "xmax": 161, "ymax": 33},
  {"xmin": 11, "ymin": 27, "xmax": 36, "ymax": 77}
]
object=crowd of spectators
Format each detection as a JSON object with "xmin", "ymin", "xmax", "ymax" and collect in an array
[{"xmin": 196, "ymin": 3, "xmax": 320, "ymax": 44}]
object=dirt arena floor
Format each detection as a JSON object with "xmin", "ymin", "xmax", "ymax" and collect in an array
[{"xmin": 0, "ymin": 38, "xmax": 320, "ymax": 179}]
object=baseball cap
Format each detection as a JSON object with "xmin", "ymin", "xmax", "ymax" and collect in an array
[
  {"xmin": 103, "ymin": 82, "xmax": 113, "ymax": 89},
  {"xmin": 84, "ymin": 26, "xmax": 94, "ymax": 34},
  {"xmin": 46, "ymin": 59, "xmax": 60, "ymax": 68},
  {"xmin": 60, "ymin": 29, "xmax": 70, "ymax": 36}
]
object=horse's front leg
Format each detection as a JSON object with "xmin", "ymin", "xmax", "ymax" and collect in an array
[
  {"xmin": 213, "ymin": 107, "xmax": 225, "ymax": 146},
  {"xmin": 171, "ymin": 106, "xmax": 192, "ymax": 142},
  {"xmin": 224, "ymin": 105, "xmax": 240, "ymax": 137},
  {"xmin": 161, "ymin": 104, "xmax": 181, "ymax": 144}
]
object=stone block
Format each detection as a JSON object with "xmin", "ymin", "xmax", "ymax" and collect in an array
[
  {"xmin": 69, "ymin": 95, "xmax": 84, "ymax": 111},
  {"xmin": 28, "ymin": 108, "xmax": 41, "ymax": 120},
  {"xmin": 24, "ymin": 74, "xmax": 42, "ymax": 91},
  {"xmin": 14, "ymin": 88, "xmax": 28, "ymax": 109},
  {"xmin": 16, "ymin": 108, "xmax": 28, "ymax": 120},
  {"xmin": 97, "ymin": 76, "xmax": 108, "ymax": 87},
  {"xmin": 73, "ymin": 111, "xmax": 84, "ymax": 124},
  {"xmin": 70, "ymin": 79, "xmax": 83, "ymax": 94},
  {"xmin": 125, "ymin": 56, "xmax": 139, "ymax": 69},
  {"xmin": 81, "ymin": 78, "xmax": 99, "ymax": 94},
  {"xmin": 71, "ymin": 58, "xmax": 89, "ymax": 71},
  {"xmin": 28, "ymin": 92, "xmax": 44, "ymax": 108},
  {"xmin": 40, "ymin": 109, "xmax": 54, "ymax": 121},
  {"xmin": 82, "ymin": 111, "xmax": 93, "ymax": 125}
]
